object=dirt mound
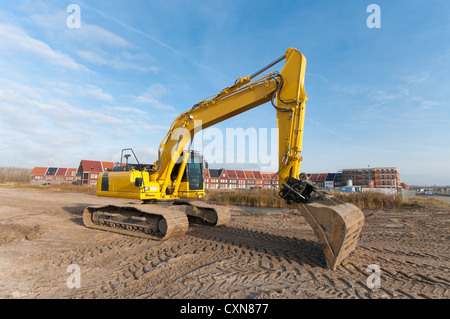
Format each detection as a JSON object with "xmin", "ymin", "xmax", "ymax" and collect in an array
[{"xmin": 0, "ymin": 224, "xmax": 40, "ymax": 245}]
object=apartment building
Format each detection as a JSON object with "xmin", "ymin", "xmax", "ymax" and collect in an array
[{"xmin": 342, "ymin": 167, "xmax": 401, "ymax": 188}]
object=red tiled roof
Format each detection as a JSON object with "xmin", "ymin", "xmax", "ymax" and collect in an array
[
  {"xmin": 270, "ymin": 173, "xmax": 279, "ymax": 180},
  {"xmin": 235, "ymin": 170, "xmax": 245, "ymax": 179},
  {"xmin": 261, "ymin": 173, "xmax": 271, "ymax": 180},
  {"xmin": 56, "ymin": 168, "xmax": 67, "ymax": 176},
  {"xmin": 243, "ymin": 171, "xmax": 254, "ymax": 179},
  {"xmin": 80, "ymin": 160, "xmax": 103, "ymax": 172},
  {"xmin": 252, "ymin": 171, "xmax": 262, "ymax": 180},
  {"xmin": 101, "ymin": 162, "xmax": 116, "ymax": 170},
  {"xmin": 226, "ymin": 170, "xmax": 237, "ymax": 178},
  {"xmin": 31, "ymin": 167, "xmax": 48, "ymax": 175}
]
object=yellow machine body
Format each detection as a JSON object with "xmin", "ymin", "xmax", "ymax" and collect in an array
[{"xmin": 96, "ymin": 170, "xmax": 205, "ymax": 200}]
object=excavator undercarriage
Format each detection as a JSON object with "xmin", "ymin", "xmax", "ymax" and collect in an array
[
  {"xmin": 83, "ymin": 204, "xmax": 190, "ymax": 240},
  {"xmin": 83, "ymin": 200, "xmax": 231, "ymax": 241}
]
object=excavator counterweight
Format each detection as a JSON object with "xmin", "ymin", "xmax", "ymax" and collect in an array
[{"xmin": 83, "ymin": 48, "xmax": 365, "ymax": 270}]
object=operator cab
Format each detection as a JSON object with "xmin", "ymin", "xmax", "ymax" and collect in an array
[{"xmin": 171, "ymin": 150, "xmax": 204, "ymax": 191}]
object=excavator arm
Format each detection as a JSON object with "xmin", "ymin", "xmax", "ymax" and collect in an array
[{"xmin": 154, "ymin": 48, "xmax": 307, "ymax": 198}]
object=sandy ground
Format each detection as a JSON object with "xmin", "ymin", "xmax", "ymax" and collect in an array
[{"xmin": 0, "ymin": 187, "xmax": 449, "ymax": 299}]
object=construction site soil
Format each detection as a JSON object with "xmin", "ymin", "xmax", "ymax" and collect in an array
[{"xmin": 0, "ymin": 187, "xmax": 449, "ymax": 299}]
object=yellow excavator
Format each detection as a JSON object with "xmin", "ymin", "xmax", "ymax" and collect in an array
[{"xmin": 83, "ymin": 48, "xmax": 364, "ymax": 270}]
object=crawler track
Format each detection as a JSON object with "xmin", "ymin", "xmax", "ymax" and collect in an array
[
  {"xmin": 82, "ymin": 201, "xmax": 231, "ymax": 240},
  {"xmin": 83, "ymin": 204, "xmax": 189, "ymax": 240}
]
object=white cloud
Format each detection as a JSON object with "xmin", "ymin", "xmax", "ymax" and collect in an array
[
  {"xmin": 76, "ymin": 50, "xmax": 107, "ymax": 65},
  {"xmin": 45, "ymin": 81, "xmax": 115, "ymax": 103},
  {"xmin": 77, "ymin": 49, "xmax": 158, "ymax": 72},
  {"xmin": 29, "ymin": 10, "xmax": 131, "ymax": 49},
  {"xmin": 411, "ymin": 97, "xmax": 443, "ymax": 110},
  {"xmin": 0, "ymin": 78, "xmax": 167, "ymax": 138},
  {"xmin": 132, "ymin": 147, "xmax": 160, "ymax": 163},
  {"xmin": 82, "ymin": 85, "xmax": 115, "ymax": 103},
  {"xmin": 370, "ymin": 88, "xmax": 409, "ymax": 103},
  {"xmin": 75, "ymin": 23, "xmax": 131, "ymax": 48},
  {"xmin": 0, "ymin": 80, "xmax": 121, "ymax": 141},
  {"xmin": 134, "ymin": 84, "xmax": 175, "ymax": 110},
  {"xmin": 77, "ymin": 2, "xmax": 226, "ymax": 78},
  {"xmin": 79, "ymin": 2, "xmax": 182, "ymax": 55},
  {"xmin": 306, "ymin": 118, "xmax": 352, "ymax": 143},
  {"xmin": 0, "ymin": 78, "xmax": 169, "ymax": 167},
  {"xmin": 107, "ymin": 106, "xmax": 149, "ymax": 117},
  {"xmin": 141, "ymin": 124, "xmax": 170, "ymax": 132},
  {"xmin": 0, "ymin": 23, "xmax": 88, "ymax": 71},
  {"xmin": 26, "ymin": 9, "xmax": 157, "ymax": 73},
  {"xmin": 400, "ymin": 72, "xmax": 430, "ymax": 86}
]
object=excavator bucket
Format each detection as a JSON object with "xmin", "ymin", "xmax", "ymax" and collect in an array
[{"xmin": 298, "ymin": 200, "xmax": 364, "ymax": 270}]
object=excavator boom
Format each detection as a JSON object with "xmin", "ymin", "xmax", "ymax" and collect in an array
[{"xmin": 83, "ymin": 48, "xmax": 364, "ymax": 270}]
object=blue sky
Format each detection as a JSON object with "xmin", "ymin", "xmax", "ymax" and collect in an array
[{"xmin": 0, "ymin": 0, "xmax": 449, "ymax": 185}]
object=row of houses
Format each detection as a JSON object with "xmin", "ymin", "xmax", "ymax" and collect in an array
[
  {"xmin": 204, "ymin": 171, "xmax": 347, "ymax": 189},
  {"xmin": 30, "ymin": 163, "xmax": 282, "ymax": 189},
  {"xmin": 204, "ymin": 169, "xmax": 279, "ymax": 189},
  {"xmin": 30, "ymin": 167, "xmax": 79, "ymax": 183},
  {"xmin": 30, "ymin": 160, "xmax": 121, "ymax": 185},
  {"xmin": 204, "ymin": 167, "xmax": 402, "ymax": 190},
  {"xmin": 30, "ymin": 161, "xmax": 402, "ymax": 190},
  {"xmin": 309, "ymin": 173, "xmax": 344, "ymax": 188}
]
